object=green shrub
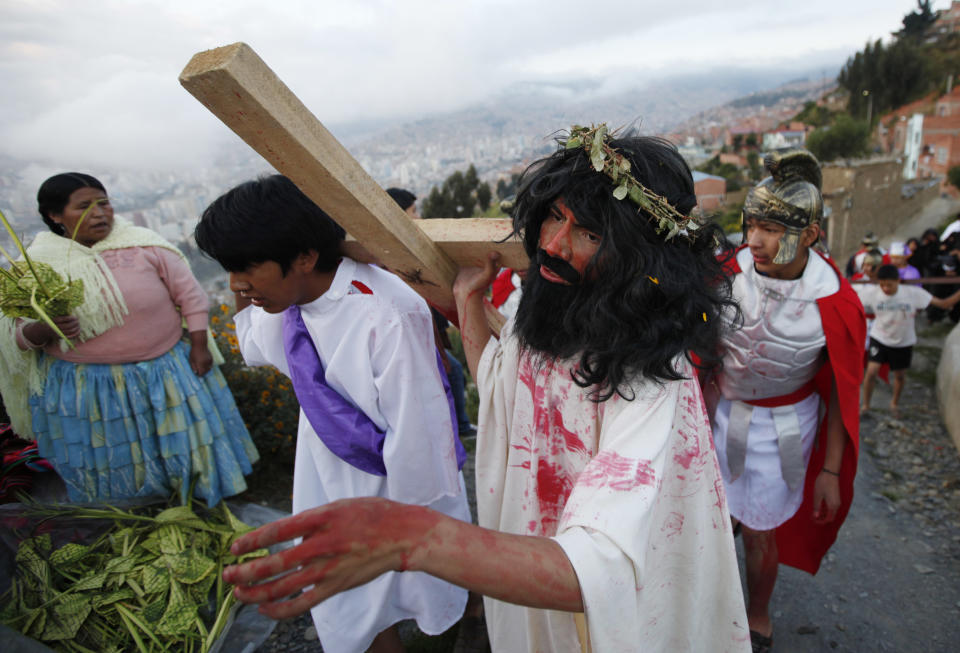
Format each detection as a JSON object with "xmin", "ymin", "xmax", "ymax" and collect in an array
[{"xmin": 211, "ymin": 304, "xmax": 299, "ymax": 462}]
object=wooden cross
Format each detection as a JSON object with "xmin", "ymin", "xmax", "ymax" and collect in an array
[{"xmin": 179, "ymin": 42, "xmax": 526, "ymax": 320}]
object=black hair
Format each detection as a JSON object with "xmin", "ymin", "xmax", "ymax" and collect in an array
[
  {"xmin": 36, "ymin": 172, "xmax": 106, "ymax": 234},
  {"xmin": 385, "ymin": 188, "xmax": 417, "ymax": 211},
  {"xmin": 195, "ymin": 175, "xmax": 345, "ymax": 275},
  {"xmin": 511, "ymin": 131, "xmax": 739, "ymax": 401},
  {"xmin": 877, "ymin": 264, "xmax": 900, "ymax": 281}
]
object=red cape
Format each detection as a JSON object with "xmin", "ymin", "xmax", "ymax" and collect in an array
[
  {"xmin": 725, "ymin": 247, "xmax": 865, "ymax": 574},
  {"xmin": 491, "ymin": 268, "xmax": 517, "ymax": 308}
]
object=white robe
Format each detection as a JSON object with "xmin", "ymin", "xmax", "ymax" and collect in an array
[
  {"xmin": 476, "ymin": 323, "xmax": 750, "ymax": 653},
  {"xmin": 234, "ymin": 257, "xmax": 470, "ymax": 653}
]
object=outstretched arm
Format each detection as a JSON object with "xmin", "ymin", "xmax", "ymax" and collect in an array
[
  {"xmin": 928, "ymin": 287, "xmax": 960, "ymax": 310},
  {"xmin": 452, "ymin": 251, "xmax": 501, "ymax": 380},
  {"xmin": 222, "ymin": 497, "xmax": 583, "ymax": 619}
]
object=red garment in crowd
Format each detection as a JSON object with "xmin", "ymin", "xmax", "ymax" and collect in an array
[{"xmin": 491, "ymin": 268, "xmax": 517, "ymax": 309}]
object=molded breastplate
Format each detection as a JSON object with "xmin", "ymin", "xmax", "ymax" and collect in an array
[{"xmin": 718, "ymin": 250, "xmax": 838, "ymax": 401}]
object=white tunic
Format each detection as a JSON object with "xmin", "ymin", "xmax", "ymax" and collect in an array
[
  {"xmin": 235, "ymin": 257, "xmax": 470, "ymax": 653},
  {"xmin": 476, "ymin": 323, "xmax": 750, "ymax": 653}
]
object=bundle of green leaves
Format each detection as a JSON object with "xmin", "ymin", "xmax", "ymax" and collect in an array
[
  {"xmin": 0, "ymin": 208, "xmax": 87, "ymax": 347},
  {"xmin": 0, "ymin": 501, "xmax": 267, "ymax": 653}
]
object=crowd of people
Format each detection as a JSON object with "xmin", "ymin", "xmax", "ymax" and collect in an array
[
  {"xmin": 846, "ymin": 221, "xmax": 960, "ymax": 323},
  {"xmin": 3, "ymin": 129, "xmax": 959, "ymax": 653}
]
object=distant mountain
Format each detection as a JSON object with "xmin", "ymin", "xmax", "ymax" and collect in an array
[{"xmin": 340, "ymin": 66, "xmax": 836, "ymax": 198}]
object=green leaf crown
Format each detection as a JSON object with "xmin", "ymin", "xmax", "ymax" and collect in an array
[{"xmin": 562, "ymin": 124, "xmax": 715, "ymax": 246}]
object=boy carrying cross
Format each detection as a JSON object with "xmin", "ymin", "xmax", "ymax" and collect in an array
[{"xmin": 195, "ymin": 174, "xmax": 471, "ymax": 653}]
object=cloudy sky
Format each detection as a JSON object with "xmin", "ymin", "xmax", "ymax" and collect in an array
[{"xmin": 0, "ymin": 0, "xmax": 935, "ymax": 172}]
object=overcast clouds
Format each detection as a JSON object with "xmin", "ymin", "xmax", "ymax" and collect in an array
[{"xmin": 0, "ymin": 0, "xmax": 933, "ymax": 171}]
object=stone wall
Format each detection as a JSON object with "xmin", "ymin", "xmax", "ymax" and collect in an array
[
  {"xmin": 821, "ymin": 157, "xmax": 941, "ymax": 264},
  {"xmin": 937, "ymin": 323, "xmax": 960, "ymax": 454}
]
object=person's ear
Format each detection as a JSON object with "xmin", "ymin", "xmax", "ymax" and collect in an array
[
  {"xmin": 294, "ymin": 250, "xmax": 319, "ymax": 272},
  {"xmin": 801, "ymin": 224, "xmax": 821, "ymax": 248}
]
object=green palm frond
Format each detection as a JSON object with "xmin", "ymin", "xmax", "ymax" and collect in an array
[{"xmin": 0, "ymin": 209, "xmax": 86, "ymax": 349}]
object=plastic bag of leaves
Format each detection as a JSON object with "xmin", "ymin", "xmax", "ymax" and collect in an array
[{"xmin": 0, "ymin": 497, "xmax": 272, "ymax": 653}]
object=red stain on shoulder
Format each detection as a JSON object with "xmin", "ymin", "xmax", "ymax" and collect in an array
[
  {"xmin": 511, "ymin": 355, "xmax": 596, "ymax": 535},
  {"xmin": 673, "ymin": 387, "xmax": 706, "ymax": 470}
]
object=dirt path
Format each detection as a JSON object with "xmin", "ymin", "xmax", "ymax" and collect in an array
[{"xmin": 754, "ymin": 319, "xmax": 960, "ymax": 652}]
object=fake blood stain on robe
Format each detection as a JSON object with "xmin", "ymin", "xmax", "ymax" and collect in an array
[
  {"xmin": 515, "ymin": 356, "xmax": 594, "ymax": 535},
  {"xmin": 577, "ymin": 451, "xmax": 657, "ymax": 492}
]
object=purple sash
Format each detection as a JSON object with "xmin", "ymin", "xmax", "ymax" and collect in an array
[{"xmin": 282, "ymin": 304, "xmax": 466, "ymax": 476}]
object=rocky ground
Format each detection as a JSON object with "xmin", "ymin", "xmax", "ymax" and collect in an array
[{"xmin": 243, "ymin": 318, "xmax": 960, "ymax": 653}]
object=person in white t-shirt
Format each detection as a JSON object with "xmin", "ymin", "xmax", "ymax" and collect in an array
[{"xmin": 855, "ymin": 264, "xmax": 960, "ymax": 416}]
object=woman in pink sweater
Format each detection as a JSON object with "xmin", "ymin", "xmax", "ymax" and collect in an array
[{"xmin": 0, "ymin": 172, "xmax": 258, "ymax": 504}]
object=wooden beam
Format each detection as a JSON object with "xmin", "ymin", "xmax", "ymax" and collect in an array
[
  {"xmin": 179, "ymin": 42, "xmax": 528, "ymax": 313},
  {"xmin": 341, "ymin": 218, "xmax": 527, "ymax": 272}
]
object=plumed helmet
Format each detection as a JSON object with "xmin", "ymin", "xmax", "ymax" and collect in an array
[{"xmin": 742, "ymin": 149, "xmax": 823, "ymax": 264}]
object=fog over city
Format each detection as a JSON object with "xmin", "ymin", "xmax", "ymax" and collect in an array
[{"xmin": 1, "ymin": 0, "xmax": 929, "ymax": 176}]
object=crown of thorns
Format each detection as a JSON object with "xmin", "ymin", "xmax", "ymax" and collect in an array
[{"xmin": 562, "ymin": 124, "xmax": 711, "ymax": 245}]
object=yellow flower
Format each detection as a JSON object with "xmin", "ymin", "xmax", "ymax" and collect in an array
[
  {"xmin": 220, "ymin": 303, "xmax": 230, "ymax": 314},
  {"xmin": 274, "ymin": 421, "xmax": 284, "ymax": 430},
  {"xmin": 227, "ymin": 323, "xmax": 236, "ymax": 331},
  {"xmin": 211, "ymin": 316, "xmax": 220, "ymax": 325}
]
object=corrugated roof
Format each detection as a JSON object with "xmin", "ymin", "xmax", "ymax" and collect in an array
[{"xmin": 692, "ymin": 171, "xmax": 726, "ymax": 182}]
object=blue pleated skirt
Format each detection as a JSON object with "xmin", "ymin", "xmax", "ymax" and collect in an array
[{"xmin": 30, "ymin": 340, "xmax": 259, "ymax": 506}]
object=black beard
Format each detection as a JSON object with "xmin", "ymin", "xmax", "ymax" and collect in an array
[{"xmin": 513, "ymin": 258, "xmax": 583, "ymax": 358}]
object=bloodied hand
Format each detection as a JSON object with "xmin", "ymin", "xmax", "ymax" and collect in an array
[
  {"xmin": 811, "ymin": 471, "xmax": 841, "ymax": 524},
  {"xmin": 223, "ymin": 497, "xmax": 441, "ymax": 619}
]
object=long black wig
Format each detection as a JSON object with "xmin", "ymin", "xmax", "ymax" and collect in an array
[{"xmin": 511, "ymin": 132, "xmax": 739, "ymax": 401}]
